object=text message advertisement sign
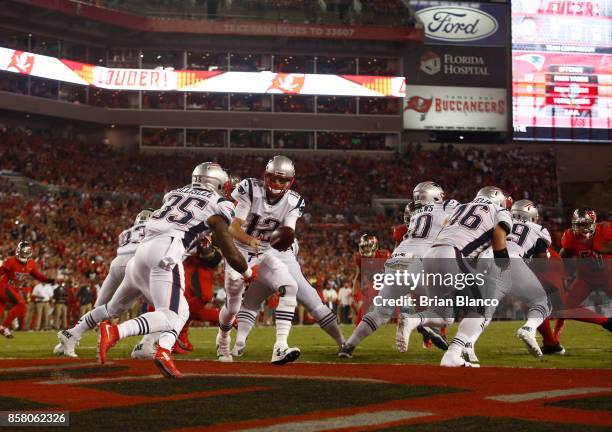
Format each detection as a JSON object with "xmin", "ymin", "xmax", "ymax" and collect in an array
[
  {"xmin": 407, "ymin": 45, "xmax": 507, "ymax": 87},
  {"xmin": 412, "ymin": 1, "xmax": 508, "ymax": 46},
  {"xmin": 404, "ymin": 85, "xmax": 507, "ymax": 131},
  {"xmin": 512, "ymin": 0, "xmax": 612, "ymax": 142}
]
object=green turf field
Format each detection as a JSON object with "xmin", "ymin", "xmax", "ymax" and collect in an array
[{"xmin": 1, "ymin": 321, "xmax": 611, "ymax": 368}]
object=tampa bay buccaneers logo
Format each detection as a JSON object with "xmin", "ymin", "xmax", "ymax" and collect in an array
[
  {"xmin": 7, "ymin": 50, "xmax": 35, "ymax": 75},
  {"xmin": 404, "ymin": 95, "xmax": 433, "ymax": 121},
  {"xmin": 267, "ymin": 74, "xmax": 305, "ymax": 94}
]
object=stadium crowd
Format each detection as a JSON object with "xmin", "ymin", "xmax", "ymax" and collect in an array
[{"xmin": 1, "ymin": 126, "xmax": 563, "ymax": 330}]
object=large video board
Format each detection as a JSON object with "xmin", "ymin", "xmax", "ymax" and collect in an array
[{"xmin": 512, "ymin": 0, "xmax": 611, "ymax": 142}]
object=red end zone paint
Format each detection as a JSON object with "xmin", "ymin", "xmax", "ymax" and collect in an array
[{"xmin": 0, "ymin": 359, "xmax": 610, "ymax": 430}]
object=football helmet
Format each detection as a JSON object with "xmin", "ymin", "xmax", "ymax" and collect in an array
[
  {"xmin": 403, "ymin": 201, "xmax": 416, "ymax": 225},
  {"xmin": 192, "ymin": 162, "xmax": 229, "ymax": 193},
  {"xmin": 224, "ymin": 174, "xmax": 241, "ymax": 199},
  {"xmin": 475, "ymin": 186, "xmax": 512, "ymax": 209},
  {"xmin": 571, "ymin": 208, "xmax": 597, "ymax": 238},
  {"xmin": 264, "ymin": 155, "xmax": 295, "ymax": 198},
  {"xmin": 358, "ymin": 234, "xmax": 379, "ymax": 257},
  {"xmin": 134, "ymin": 208, "xmax": 154, "ymax": 225},
  {"xmin": 413, "ymin": 181, "xmax": 445, "ymax": 207},
  {"xmin": 511, "ymin": 200, "xmax": 539, "ymax": 223},
  {"xmin": 16, "ymin": 241, "xmax": 32, "ymax": 263}
]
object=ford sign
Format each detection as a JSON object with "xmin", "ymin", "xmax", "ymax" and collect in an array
[{"xmin": 416, "ymin": 6, "xmax": 499, "ymax": 42}]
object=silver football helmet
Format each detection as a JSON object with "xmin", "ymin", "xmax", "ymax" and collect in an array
[
  {"xmin": 511, "ymin": 199, "xmax": 539, "ymax": 223},
  {"xmin": 403, "ymin": 201, "xmax": 415, "ymax": 225},
  {"xmin": 413, "ymin": 181, "xmax": 445, "ymax": 207},
  {"xmin": 264, "ymin": 155, "xmax": 295, "ymax": 197},
  {"xmin": 571, "ymin": 208, "xmax": 597, "ymax": 238},
  {"xmin": 192, "ymin": 162, "xmax": 229, "ymax": 193},
  {"xmin": 475, "ymin": 186, "xmax": 511, "ymax": 209},
  {"xmin": 16, "ymin": 241, "xmax": 33, "ymax": 263},
  {"xmin": 134, "ymin": 208, "xmax": 154, "ymax": 225}
]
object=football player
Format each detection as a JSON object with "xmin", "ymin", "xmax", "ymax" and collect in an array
[
  {"xmin": 69, "ymin": 162, "xmax": 254, "ymax": 378},
  {"xmin": 395, "ymin": 186, "xmax": 513, "ymax": 367},
  {"xmin": 351, "ymin": 233, "xmax": 392, "ymax": 326},
  {"xmin": 557, "ymin": 208, "xmax": 611, "ymax": 331},
  {"xmin": 463, "ymin": 199, "xmax": 553, "ymax": 363},
  {"xmin": 232, "ymin": 238, "xmax": 345, "ymax": 357},
  {"xmin": 340, "ymin": 182, "xmax": 458, "ymax": 358},
  {"xmin": 55, "ymin": 209, "xmax": 153, "ymax": 357},
  {"xmin": 0, "ymin": 241, "xmax": 55, "ymax": 338},
  {"xmin": 131, "ymin": 236, "xmax": 224, "ymax": 359},
  {"xmin": 220, "ymin": 155, "xmax": 303, "ymax": 365}
]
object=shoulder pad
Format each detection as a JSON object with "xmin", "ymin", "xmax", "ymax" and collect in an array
[{"xmin": 286, "ymin": 191, "xmax": 302, "ymax": 206}]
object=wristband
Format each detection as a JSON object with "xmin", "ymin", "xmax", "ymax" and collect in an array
[
  {"xmin": 242, "ymin": 268, "xmax": 253, "ymax": 279},
  {"xmin": 493, "ymin": 248, "xmax": 509, "ymax": 259}
]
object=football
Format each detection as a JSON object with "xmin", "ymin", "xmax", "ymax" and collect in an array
[{"xmin": 270, "ymin": 226, "xmax": 295, "ymax": 251}]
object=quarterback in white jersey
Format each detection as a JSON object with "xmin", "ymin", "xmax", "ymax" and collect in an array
[
  {"xmin": 232, "ymin": 239, "xmax": 345, "ymax": 357},
  {"xmin": 220, "ymin": 155, "xmax": 303, "ymax": 365},
  {"xmin": 55, "ymin": 209, "xmax": 153, "ymax": 358},
  {"xmin": 63, "ymin": 163, "xmax": 253, "ymax": 378},
  {"xmin": 340, "ymin": 182, "xmax": 457, "ymax": 358},
  {"xmin": 396, "ymin": 186, "xmax": 513, "ymax": 367}
]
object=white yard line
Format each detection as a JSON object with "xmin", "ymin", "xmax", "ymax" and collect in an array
[
  {"xmin": 486, "ymin": 387, "xmax": 612, "ymax": 403},
  {"xmin": 0, "ymin": 362, "xmax": 111, "ymax": 373},
  {"xmin": 236, "ymin": 410, "xmax": 432, "ymax": 432},
  {"xmin": 37, "ymin": 372, "xmax": 388, "ymax": 385}
]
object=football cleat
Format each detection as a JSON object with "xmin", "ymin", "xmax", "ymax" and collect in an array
[
  {"xmin": 154, "ymin": 347, "xmax": 183, "ymax": 379},
  {"xmin": 441, "ymin": 350, "xmax": 479, "ymax": 367},
  {"xmin": 603, "ymin": 318, "xmax": 612, "ymax": 333},
  {"xmin": 517, "ymin": 326, "xmax": 543, "ymax": 358},
  {"xmin": 396, "ymin": 313, "xmax": 417, "ymax": 353},
  {"xmin": 271, "ymin": 345, "xmax": 301, "ymax": 365},
  {"xmin": 0, "ymin": 325, "xmax": 14, "ymax": 339},
  {"xmin": 177, "ymin": 329, "xmax": 194, "ymax": 351},
  {"xmin": 462, "ymin": 342, "xmax": 480, "ymax": 365},
  {"xmin": 131, "ymin": 342, "xmax": 156, "ymax": 360},
  {"xmin": 337, "ymin": 343, "xmax": 355, "ymax": 359},
  {"xmin": 417, "ymin": 326, "xmax": 449, "ymax": 351},
  {"xmin": 172, "ymin": 342, "xmax": 189, "ymax": 355},
  {"xmin": 53, "ymin": 343, "xmax": 64, "ymax": 355},
  {"xmin": 56, "ymin": 330, "xmax": 78, "ymax": 358},
  {"xmin": 216, "ymin": 331, "xmax": 233, "ymax": 363},
  {"xmin": 98, "ymin": 322, "xmax": 119, "ymax": 365},
  {"xmin": 541, "ymin": 343, "xmax": 566, "ymax": 356},
  {"xmin": 231, "ymin": 342, "xmax": 245, "ymax": 357}
]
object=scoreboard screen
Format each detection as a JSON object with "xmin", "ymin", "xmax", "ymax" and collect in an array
[{"xmin": 511, "ymin": 0, "xmax": 611, "ymax": 142}]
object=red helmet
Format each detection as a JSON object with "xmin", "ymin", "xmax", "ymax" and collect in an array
[
  {"xmin": 264, "ymin": 155, "xmax": 295, "ymax": 198},
  {"xmin": 224, "ymin": 174, "xmax": 241, "ymax": 200},
  {"xmin": 571, "ymin": 208, "xmax": 597, "ymax": 238},
  {"xmin": 358, "ymin": 234, "xmax": 379, "ymax": 257}
]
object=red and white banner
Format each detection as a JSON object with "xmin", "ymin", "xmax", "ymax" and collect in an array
[
  {"xmin": 404, "ymin": 85, "xmax": 507, "ymax": 131},
  {"xmin": 0, "ymin": 47, "xmax": 405, "ymax": 97}
]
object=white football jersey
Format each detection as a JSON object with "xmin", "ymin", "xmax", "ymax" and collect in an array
[
  {"xmin": 507, "ymin": 220, "xmax": 551, "ymax": 259},
  {"xmin": 434, "ymin": 197, "xmax": 513, "ymax": 258},
  {"xmin": 390, "ymin": 200, "xmax": 460, "ymax": 260},
  {"xmin": 232, "ymin": 178, "xmax": 304, "ymax": 253},
  {"xmin": 145, "ymin": 185, "xmax": 235, "ymax": 249},
  {"xmin": 116, "ymin": 223, "xmax": 146, "ymax": 256}
]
